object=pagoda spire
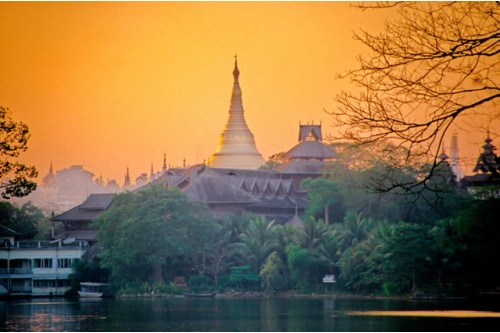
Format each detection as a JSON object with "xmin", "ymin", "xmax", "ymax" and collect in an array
[
  {"xmin": 233, "ymin": 54, "xmax": 240, "ymax": 82},
  {"xmin": 207, "ymin": 57, "xmax": 264, "ymax": 169},
  {"xmin": 124, "ymin": 166, "xmax": 131, "ymax": 188},
  {"xmin": 162, "ymin": 154, "xmax": 167, "ymax": 173}
]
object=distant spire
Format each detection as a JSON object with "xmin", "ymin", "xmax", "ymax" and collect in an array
[
  {"xmin": 162, "ymin": 154, "xmax": 167, "ymax": 173},
  {"xmin": 49, "ymin": 161, "xmax": 54, "ymax": 176},
  {"xmin": 124, "ymin": 166, "xmax": 131, "ymax": 188},
  {"xmin": 439, "ymin": 142, "xmax": 448, "ymax": 161},
  {"xmin": 450, "ymin": 132, "xmax": 463, "ymax": 179},
  {"xmin": 233, "ymin": 54, "xmax": 240, "ymax": 82},
  {"xmin": 150, "ymin": 164, "xmax": 154, "ymax": 181}
]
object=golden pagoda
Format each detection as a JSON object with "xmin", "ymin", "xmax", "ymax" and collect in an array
[{"xmin": 208, "ymin": 57, "xmax": 264, "ymax": 170}]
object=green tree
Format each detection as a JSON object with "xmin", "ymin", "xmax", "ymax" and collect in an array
[
  {"xmin": 287, "ymin": 218, "xmax": 335, "ymax": 290},
  {"xmin": 338, "ymin": 222, "xmax": 391, "ymax": 293},
  {"xmin": 0, "ymin": 201, "xmax": 45, "ymax": 239},
  {"xmin": 194, "ymin": 220, "xmax": 241, "ymax": 287},
  {"xmin": 94, "ymin": 186, "xmax": 216, "ymax": 290},
  {"xmin": 384, "ymin": 223, "xmax": 434, "ymax": 294},
  {"xmin": 260, "ymin": 251, "xmax": 286, "ymax": 295},
  {"xmin": 427, "ymin": 218, "xmax": 463, "ymax": 290},
  {"xmin": 302, "ymin": 178, "xmax": 345, "ymax": 223},
  {"xmin": 455, "ymin": 198, "xmax": 500, "ymax": 289},
  {"xmin": 0, "ymin": 106, "xmax": 38, "ymax": 199},
  {"xmin": 238, "ymin": 216, "xmax": 280, "ymax": 272}
]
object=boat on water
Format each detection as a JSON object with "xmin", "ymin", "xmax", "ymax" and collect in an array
[
  {"xmin": 78, "ymin": 282, "xmax": 112, "ymax": 298},
  {"xmin": 183, "ymin": 292, "xmax": 216, "ymax": 298}
]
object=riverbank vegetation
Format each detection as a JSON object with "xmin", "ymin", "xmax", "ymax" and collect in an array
[{"xmin": 73, "ymin": 143, "xmax": 499, "ymax": 299}]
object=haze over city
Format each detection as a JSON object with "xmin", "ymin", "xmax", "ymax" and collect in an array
[{"xmin": 1, "ymin": 2, "xmax": 497, "ymax": 186}]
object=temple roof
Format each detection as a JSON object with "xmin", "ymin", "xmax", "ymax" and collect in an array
[
  {"xmin": 286, "ymin": 213, "xmax": 304, "ymax": 228},
  {"xmin": 54, "ymin": 193, "xmax": 115, "ymax": 222},
  {"xmin": 0, "ymin": 224, "xmax": 21, "ymax": 237},
  {"xmin": 184, "ymin": 168, "xmax": 256, "ymax": 204},
  {"xmin": 299, "ymin": 124, "xmax": 323, "ymax": 142},
  {"xmin": 276, "ymin": 160, "xmax": 327, "ymax": 175},
  {"xmin": 283, "ymin": 140, "xmax": 336, "ymax": 161}
]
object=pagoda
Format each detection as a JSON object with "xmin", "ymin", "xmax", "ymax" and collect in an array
[{"xmin": 208, "ymin": 57, "xmax": 264, "ymax": 170}]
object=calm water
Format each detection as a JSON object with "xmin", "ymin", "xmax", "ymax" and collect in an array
[{"xmin": 1, "ymin": 296, "xmax": 499, "ymax": 331}]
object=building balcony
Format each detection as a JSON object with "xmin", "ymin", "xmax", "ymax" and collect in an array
[
  {"xmin": 0, "ymin": 240, "xmax": 89, "ymax": 250},
  {"xmin": 0, "ymin": 267, "xmax": 33, "ymax": 277}
]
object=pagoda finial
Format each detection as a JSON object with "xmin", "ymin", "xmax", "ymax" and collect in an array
[
  {"xmin": 124, "ymin": 166, "xmax": 131, "ymax": 188},
  {"xmin": 162, "ymin": 154, "xmax": 167, "ymax": 173},
  {"xmin": 233, "ymin": 54, "xmax": 240, "ymax": 82}
]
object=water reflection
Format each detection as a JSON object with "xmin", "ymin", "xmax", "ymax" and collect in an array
[
  {"xmin": 1, "ymin": 300, "xmax": 106, "ymax": 332},
  {"xmin": 1, "ymin": 297, "xmax": 500, "ymax": 332},
  {"xmin": 347, "ymin": 310, "xmax": 500, "ymax": 318}
]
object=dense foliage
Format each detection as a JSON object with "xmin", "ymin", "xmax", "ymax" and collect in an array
[
  {"xmin": 88, "ymin": 151, "xmax": 498, "ymax": 297},
  {"xmin": 0, "ymin": 201, "xmax": 46, "ymax": 239},
  {"xmin": 94, "ymin": 186, "xmax": 216, "ymax": 292},
  {"xmin": 0, "ymin": 106, "xmax": 38, "ymax": 199}
]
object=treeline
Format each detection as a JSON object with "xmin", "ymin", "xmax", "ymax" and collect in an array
[{"xmin": 74, "ymin": 146, "xmax": 499, "ymax": 297}]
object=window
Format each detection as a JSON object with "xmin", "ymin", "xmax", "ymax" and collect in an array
[
  {"xmin": 57, "ymin": 258, "xmax": 77, "ymax": 268},
  {"xmin": 33, "ymin": 279, "xmax": 71, "ymax": 288},
  {"xmin": 34, "ymin": 258, "xmax": 53, "ymax": 268}
]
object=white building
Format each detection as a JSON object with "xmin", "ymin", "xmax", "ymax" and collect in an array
[{"xmin": 0, "ymin": 235, "xmax": 88, "ymax": 296}]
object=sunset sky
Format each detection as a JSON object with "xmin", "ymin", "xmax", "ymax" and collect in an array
[{"xmin": 1, "ymin": 2, "xmax": 497, "ymax": 186}]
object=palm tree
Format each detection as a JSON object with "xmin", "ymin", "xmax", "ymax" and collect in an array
[{"xmin": 238, "ymin": 216, "xmax": 280, "ymax": 272}]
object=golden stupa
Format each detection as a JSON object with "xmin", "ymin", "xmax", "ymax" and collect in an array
[{"xmin": 208, "ymin": 58, "xmax": 264, "ymax": 169}]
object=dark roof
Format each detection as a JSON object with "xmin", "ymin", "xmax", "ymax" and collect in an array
[
  {"xmin": 0, "ymin": 224, "xmax": 21, "ymax": 237},
  {"xmin": 82, "ymin": 243, "xmax": 101, "ymax": 259},
  {"xmin": 79, "ymin": 193, "xmax": 114, "ymax": 210},
  {"xmin": 54, "ymin": 193, "xmax": 115, "ymax": 222},
  {"xmin": 276, "ymin": 160, "xmax": 327, "ymax": 174},
  {"xmin": 286, "ymin": 213, "xmax": 304, "ymax": 228},
  {"xmin": 184, "ymin": 168, "xmax": 256, "ymax": 204},
  {"xmin": 461, "ymin": 173, "xmax": 500, "ymax": 187},
  {"xmin": 299, "ymin": 125, "xmax": 322, "ymax": 141},
  {"xmin": 283, "ymin": 140, "xmax": 336, "ymax": 160}
]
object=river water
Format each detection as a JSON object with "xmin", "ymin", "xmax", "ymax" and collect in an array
[{"xmin": 1, "ymin": 296, "xmax": 499, "ymax": 331}]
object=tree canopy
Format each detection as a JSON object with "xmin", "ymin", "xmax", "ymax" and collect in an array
[
  {"xmin": 331, "ymin": 2, "xmax": 499, "ymax": 191},
  {"xmin": 0, "ymin": 106, "xmax": 38, "ymax": 199},
  {"xmin": 0, "ymin": 201, "xmax": 45, "ymax": 239},
  {"xmin": 94, "ymin": 186, "xmax": 216, "ymax": 289}
]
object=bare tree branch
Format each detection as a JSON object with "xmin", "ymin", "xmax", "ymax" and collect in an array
[{"xmin": 330, "ymin": 2, "xmax": 500, "ymax": 193}]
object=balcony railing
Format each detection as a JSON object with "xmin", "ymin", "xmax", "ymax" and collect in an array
[
  {"xmin": 0, "ymin": 240, "xmax": 89, "ymax": 249},
  {"xmin": 0, "ymin": 267, "xmax": 33, "ymax": 275}
]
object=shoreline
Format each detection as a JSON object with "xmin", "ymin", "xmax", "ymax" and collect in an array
[{"xmin": 116, "ymin": 291, "xmax": 435, "ymax": 301}]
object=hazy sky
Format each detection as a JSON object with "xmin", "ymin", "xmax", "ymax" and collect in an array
[{"xmin": 1, "ymin": 2, "xmax": 496, "ymax": 185}]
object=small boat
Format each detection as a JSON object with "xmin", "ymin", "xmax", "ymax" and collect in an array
[
  {"xmin": 78, "ymin": 282, "xmax": 112, "ymax": 298},
  {"xmin": 183, "ymin": 292, "xmax": 216, "ymax": 298}
]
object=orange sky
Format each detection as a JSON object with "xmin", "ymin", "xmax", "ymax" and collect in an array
[{"xmin": 1, "ymin": 2, "xmax": 497, "ymax": 186}]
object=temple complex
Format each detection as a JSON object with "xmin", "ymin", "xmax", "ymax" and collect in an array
[
  {"xmin": 461, "ymin": 134, "xmax": 500, "ymax": 194},
  {"xmin": 207, "ymin": 57, "xmax": 264, "ymax": 170},
  {"xmin": 53, "ymin": 59, "xmax": 340, "ymax": 251}
]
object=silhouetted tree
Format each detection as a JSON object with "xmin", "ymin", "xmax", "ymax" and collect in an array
[
  {"xmin": 0, "ymin": 201, "xmax": 45, "ymax": 239},
  {"xmin": 331, "ymin": 2, "xmax": 499, "ymax": 192},
  {"xmin": 0, "ymin": 106, "xmax": 38, "ymax": 199}
]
